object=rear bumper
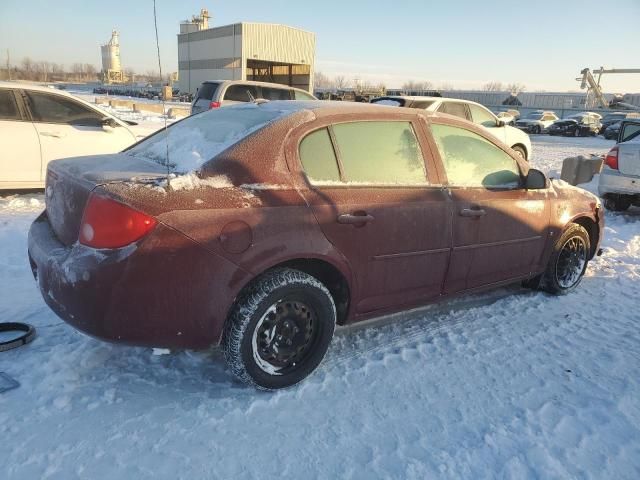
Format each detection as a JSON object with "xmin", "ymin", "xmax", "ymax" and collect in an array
[
  {"xmin": 598, "ymin": 168, "xmax": 640, "ymax": 197},
  {"xmin": 28, "ymin": 212, "xmax": 247, "ymax": 349}
]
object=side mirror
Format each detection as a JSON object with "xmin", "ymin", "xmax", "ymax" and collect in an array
[
  {"xmin": 525, "ymin": 168, "xmax": 548, "ymax": 189},
  {"xmin": 101, "ymin": 117, "xmax": 117, "ymax": 130},
  {"xmin": 496, "ymin": 119, "xmax": 506, "ymax": 127}
]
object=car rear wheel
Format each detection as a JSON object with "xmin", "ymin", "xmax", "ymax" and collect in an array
[
  {"xmin": 222, "ymin": 268, "xmax": 336, "ymax": 390},
  {"xmin": 539, "ymin": 224, "xmax": 590, "ymax": 295},
  {"xmin": 535, "ymin": 125, "xmax": 542, "ymax": 134},
  {"xmin": 603, "ymin": 194, "xmax": 632, "ymax": 212}
]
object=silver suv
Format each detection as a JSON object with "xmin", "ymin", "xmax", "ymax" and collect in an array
[{"xmin": 191, "ymin": 80, "xmax": 317, "ymax": 115}]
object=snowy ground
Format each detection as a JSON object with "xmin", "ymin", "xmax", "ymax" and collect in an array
[{"xmin": 1, "ymin": 136, "xmax": 640, "ymax": 479}]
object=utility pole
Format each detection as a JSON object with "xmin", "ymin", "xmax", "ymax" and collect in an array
[{"xmin": 5, "ymin": 49, "xmax": 10, "ymax": 81}]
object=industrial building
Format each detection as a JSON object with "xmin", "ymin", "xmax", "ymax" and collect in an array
[
  {"xmin": 177, "ymin": 9, "xmax": 315, "ymax": 94},
  {"xmin": 100, "ymin": 30, "xmax": 126, "ymax": 84}
]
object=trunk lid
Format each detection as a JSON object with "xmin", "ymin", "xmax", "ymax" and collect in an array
[{"xmin": 45, "ymin": 154, "xmax": 168, "ymax": 246}]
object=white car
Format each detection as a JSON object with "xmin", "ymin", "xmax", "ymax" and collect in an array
[
  {"xmin": 515, "ymin": 111, "xmax": 559, "ymax": 134},
  {"xmin": 191, "ymin": 80, "xmax": 317, "ymax": 115},
  {"xmin": 371, "ymin": 96, "xmax": 532, "ymax": 160},
  {"xmin": 0, "ymin": 82, "xmax": 137, "ymax": 190},
  {"xmin": 599, "ymin": 119, "xmax": 640, "ymax": 211}
]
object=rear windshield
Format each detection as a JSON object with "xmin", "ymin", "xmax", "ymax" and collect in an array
[
  {"xmin": 127, "ymin": 104, "xmax": 290, "ymax": 172},
  {"xmin": 196, "ymin": 82, "xmax": 220, "ymax": 101}
]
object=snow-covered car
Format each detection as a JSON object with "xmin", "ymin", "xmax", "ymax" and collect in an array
[
  {"xmin": 0, "ymin": 82, "xmax": 138, "ymax": 190},
  {"xmin": 599, "ymin": 119, "xmax": 640, "ymax": 211},
  {"xmin": 494, "ymin": 109, "xmax": 520, "ymax": 126},
  {"xmin": 371, "ymin": 96, "xmax": 532, "ymax": 160},
  {"xmin": 547, "ymin": 114, "xmax": 601, "ymax": 137},
  {"xmin": 191, "ymin": 80, "xmax": 317, "ymax": 115},
  {"xmin": 515, "ymin": 111, "xmax": 559, "ymax": 134},
  {"xmin": 28, "ymin": 101, "xmax": 603, "ymax": 390}
]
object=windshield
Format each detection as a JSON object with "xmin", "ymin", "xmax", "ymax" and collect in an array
[{"xmin": 127, "ymin": 103, "xmax": 291, "ymax": 173}]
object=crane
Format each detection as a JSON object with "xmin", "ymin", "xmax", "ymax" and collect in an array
[{"xmin": 578, "ymin": 67, "xmax": 640, "ymax": 109}]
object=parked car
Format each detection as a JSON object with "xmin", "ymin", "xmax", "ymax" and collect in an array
[
  {"xmin": 494, "ymin": 109, "xmax": 520, "ymax": 126},
  {"xmin": 547, "ymin": 114, "xmax": 601, "ymax": 137},
  {"xmin": 599, "ymin": 112, "xmax": 640, "ymax": 134},
  {"xmin": 515, "ymin": 111, "xmax": 559, "ymax": 134},
  {"xmin": 0, "ymin": 82, "xmax": 138, "ymax": 190},
  {"xmin": 190, "ymin": 80, "xmax": 317, "ymax": 115},
  {"xmin": 599, "ymin": 119, "xmax": 640, "ymax": 211},
  {"xmin": 370, "ymin": 96, "xmax": 532, "ymax": 160},
  {"xmin": 603, "ymin": 121, "xmax": 623, "ymax": 140},
  {"xmin": 28, "ymin": 101, "xmax": 604, "ymax": 390}
]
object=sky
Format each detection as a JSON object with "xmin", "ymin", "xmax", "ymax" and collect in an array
[{"xmin": 1, "ymin": 0, "xmax": 639, "ymax": 92}]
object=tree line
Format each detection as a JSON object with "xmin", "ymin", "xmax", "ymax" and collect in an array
[
  {"xmin": 315, "ymin": 71, "xmax": 527, "ymax": 94},
  {"xmin": 0, "ymin": 55, "xmax": 167, "ymax": 84}
]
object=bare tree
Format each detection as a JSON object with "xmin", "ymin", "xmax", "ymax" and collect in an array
[
  {"xmin": 483, "ymin": 81, "xmax": 503, "ymax": 91},
  {"xmin": 438, "ymin": 82, "xmax": 454, "ymax": 91},
  {"xmin": 334, "ymin": 75, "xmax": 349, "ymax": 90},
  {"xmin": 314, "ymin": 71, "xmax": 332, "ymax": 90},
  {"xmin": 506, "ymin": 82, "xmax": 526, "ymax": 95}
]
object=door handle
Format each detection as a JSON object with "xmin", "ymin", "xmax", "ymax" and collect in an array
[
  {"xmin": 459, "ymin": 208, "xmax": 486, "ymax": 218},
  {"xmin": 40, "ymin": 131, "xmax": 64, "ymax": 138},
  {"xmin": 337, "ymin": 213, "xmax": 374, "ymax": 225}
]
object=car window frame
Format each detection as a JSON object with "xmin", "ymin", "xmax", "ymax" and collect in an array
[
  {"xmin": 0, "ymin": 88, "xmax": 27, "ymax": 122},
  {"xmin": 24, "ymin": 90, "xmax": 108, "ymax": 127},
  {"xmin": 291, "ymin": 115, "xmax": 442, "ymax": 189},
  {"xmin": 427, "ymin": 117, "xmax": 527, "ymax": 191}
]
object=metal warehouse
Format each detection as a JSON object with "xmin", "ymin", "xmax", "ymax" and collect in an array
[{"xmin": 177, "ymin": 14, "xmax": 316, "ymax": 95}]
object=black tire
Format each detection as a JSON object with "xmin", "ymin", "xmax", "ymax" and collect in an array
[
  {"xmin": 222, "ymin": 268, "xmax": 336, "ymax": 390},
  {"xmin": 512, "ymin": 145, "xmax": 527, "ymax": 161},
  {"xmin": 535, "ymin": 125, "xmax": 542, "ymax": 134},
  {"xmin": 603, "ymin": 194, "xmax": 632, "ymax": 212},
  {"xmin": 540, "ymin": 224, "xmax": 590, "ymax": 295}
]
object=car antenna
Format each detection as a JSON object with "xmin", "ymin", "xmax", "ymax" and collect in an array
[{"xmin": 153, "ymin": 0, "xmax": 171, "ymax": 179}]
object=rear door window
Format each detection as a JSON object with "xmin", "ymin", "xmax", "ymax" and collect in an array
[
  {"xmin": 332, "ymin": 121, "xmax": 427, "ymax": 184},
  {"xmin": 26, "ymin": 92, "xmax": 105, "ymax": 126},
  {"xmin": 196, "ymin": 82, "xmax": 220, "ymax": 101},
  {"xmin": 438, "ymin": 102, "xmax": 470, "ymax": 121},
  {"xmin": 224, "ymin": 85, "xmax": 260, "ymax": 102},
  {"xmin": 431, "ymin": 123, "xmax": 522, "ymax": 188},
  {"xmin": 0, "ymin": 89, "xmax": 21, "ymax": 120},
  {"xmin": 261, "ymin": 87, "xmax": 292, "ymax": 100},
  {"xmin": 299, "ymin": 128, "xmax": 340, "ymax": 182}
]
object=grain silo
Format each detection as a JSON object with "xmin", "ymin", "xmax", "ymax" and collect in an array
[{"xmin": 101, "ymin": 30, "xmax": 125, "ymax": 84}]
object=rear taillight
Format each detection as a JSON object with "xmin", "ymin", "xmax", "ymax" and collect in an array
[
  {"xmin": 209, "ymin": 101, "xmax": 221, "ymax": 109},
  {"xmin": 604, "ymin": 146, "xmax": 619, "ymax": 170},
  {"xmin": 79, "ymin": 194, "xmax": 157, "ymax": 249}
]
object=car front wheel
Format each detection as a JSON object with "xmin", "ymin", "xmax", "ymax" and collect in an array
[
  {"xmin": 223, "ymin": 268, "xmax": 336, "ymax": 390},
  {"xmin": 540, "ymin": 224, "xmax": 591, "ymax": 295}
]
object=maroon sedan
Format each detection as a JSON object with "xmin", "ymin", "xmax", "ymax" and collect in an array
[{"xmin": 28, "ymin": 101, "xmax": 604, "ymax": 389}]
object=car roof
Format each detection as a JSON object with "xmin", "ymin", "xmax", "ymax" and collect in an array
[
  {"xmin": 220, "ymin": 100, "xmax": 441, "ymax": 119},
  {"xmin": 374, "ymin": 95, "xmax": 495, "ymax": 110},
  {"xmin": 200, "ymin": 80, "xmax": 311, "ymax": 93},
  {"xmin": 0, "ymin": 81, "xmax": 81, "ymax": 98}
]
